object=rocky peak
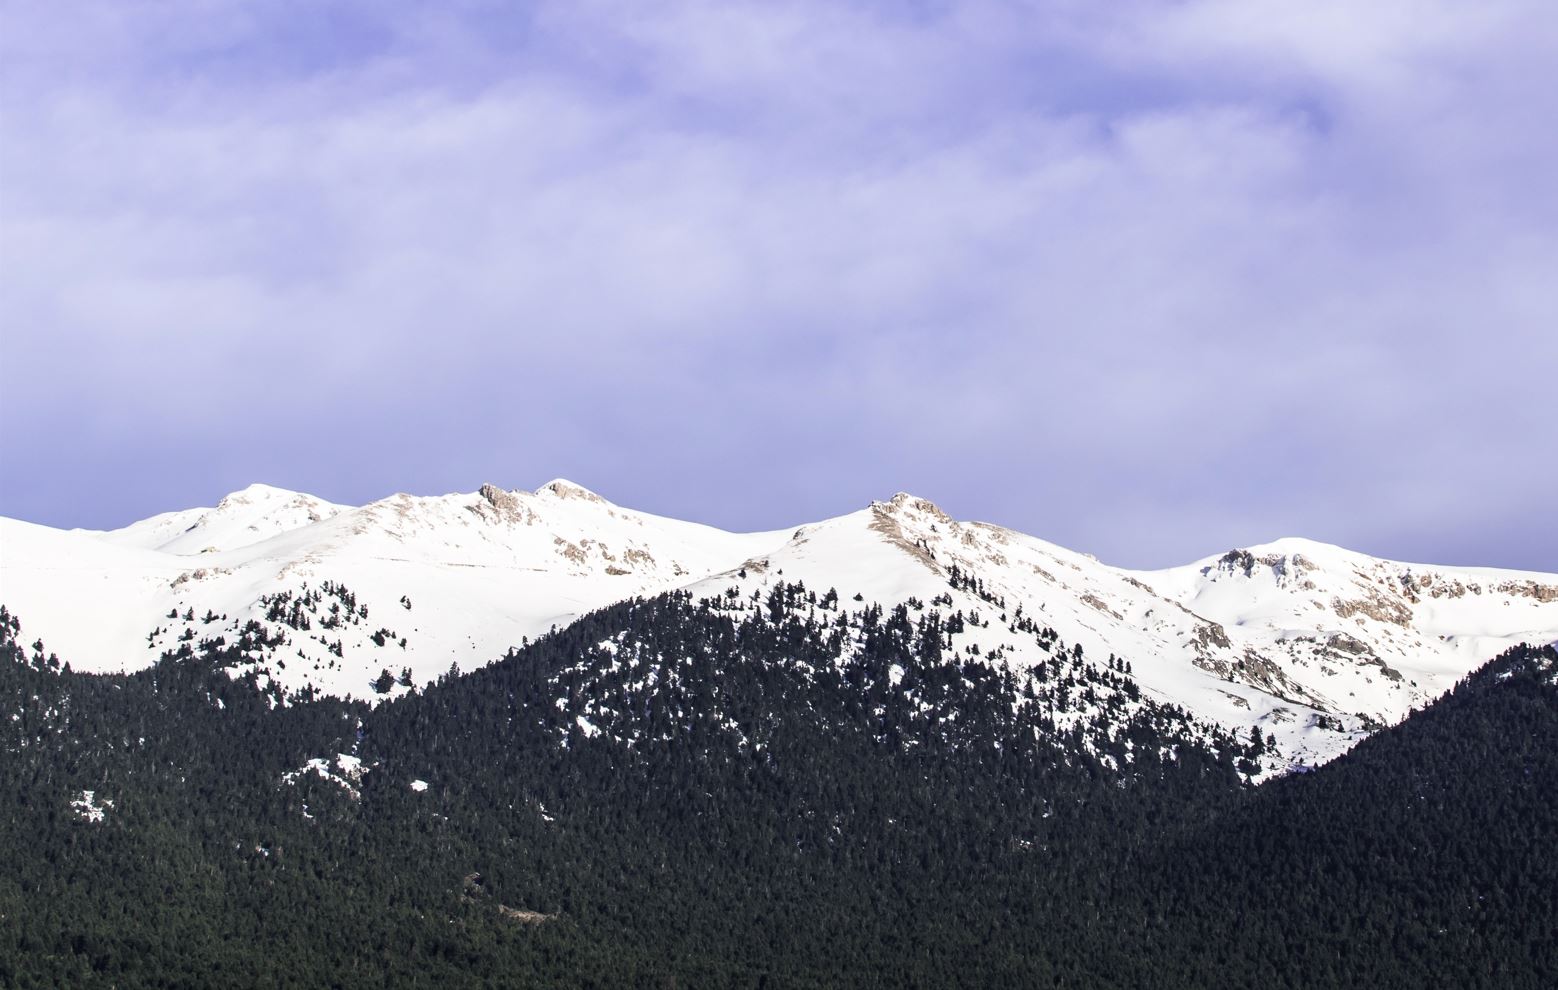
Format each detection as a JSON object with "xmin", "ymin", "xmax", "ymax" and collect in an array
[
  {"xmin": 538, "ymin": 479, "xmax": 606, "ymax": 503},
  {"xmin": 471, "ymin": 484, "xmax": 534, "ymax": 526},
  {"xmin": 877, "ymin": 492, "xmax": 953, "ymax": 526}
]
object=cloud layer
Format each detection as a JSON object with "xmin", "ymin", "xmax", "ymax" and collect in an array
[{"xmin": 3, "ymin": 0, "xmax": 1555, "ymax": 569}]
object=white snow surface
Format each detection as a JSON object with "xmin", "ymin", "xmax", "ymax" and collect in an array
[
  {"xmin": 72, "ymin": 789, "xmax": 113, "ymax": 823},
  {"xmin": 283, "ymin": 753, "xmax": 369, "ymax": 798},
  {"xmin": 3, "ymin": 483, "xmax": 1555, "ymax": 768}
]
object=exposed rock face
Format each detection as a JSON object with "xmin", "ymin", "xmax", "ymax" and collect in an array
[
  {"xmin": 1216, "ymin": 549, "xmax": 1258, "ymax": 578},
  {"xmin": 463, "ymin": 871, "xmax": 554, "ymax": 923},
  {"xmin": 1325, "ymin": 632, "xmax": 1374, "ymax": 656},
  {"xmin": 886, "ymin": 492, "xmax": 953, "ymax": 526},
  {"xmin": 170, "ymin": 567, "xmax": 232, "ymax": 589},
  {"xmin": 868, "ymin": 499, "xmax": 944, "ymax": 573},
  {"xmin": 539, "ymin": 479, "xmax": 605, "ymax": 503},
  {"xmin": 1080, "ymin": 593, "xmax": 1122, "ymax": 620},
  {"xmin": 1500, "ymin": 580, "xmax": 1558, "ymax": 603},
  {"xmin": 1196, "ymin": 621, "xmax": 1233, "ymax": 652},
  {"xmin": 622, "ymin": 548, "xmax": 655, "ymax": 570},
  {"xmin": 497, "ymin": 905, "xmax": 555, "ymax": 924},
  {"xmin": 469, "ymin": 484, "xmax": 535, "ymax": 526},
  {"xmin": 1236, "ymin": 648, "xmax": 1328, "ymax": 709},
  {"xmin": 1332, "ymin": 590, "xmax": 1413, "ymax": 628},
  {"xmin": 1187, "ymin": 625, "xmax": 1326, "ymax": 709},
  {"xmin": 1316, "ymin": 633, "xmax": 1402, "ymax": 682}
]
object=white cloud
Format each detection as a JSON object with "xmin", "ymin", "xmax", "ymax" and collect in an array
[{"xmin": 1, "ymin": 0, "xmax": 1555, "ymax": 568}]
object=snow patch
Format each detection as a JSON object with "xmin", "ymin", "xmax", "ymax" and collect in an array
[
  {"xmin": 71, "ymin": 790, "xmax": 112, "ymax": 824},
  {"xmin": 283, "ymin": 753, "xmax": 369, "ymax": 799}
]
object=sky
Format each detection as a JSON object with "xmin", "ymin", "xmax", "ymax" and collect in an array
[{"xmin": 1, "ymin": 0, "xmax": 1555, "ymax": 571}]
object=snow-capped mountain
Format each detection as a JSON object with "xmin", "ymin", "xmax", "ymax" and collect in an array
[
  {"xmin": 2, "ymin": 482, "xmax": 1554, "ymax": 766},
  {"xmin": 692, "ymin": 495, "xmax": 1558, "ymax": 763},
  {"xmin": 94, "ymin": 483, "xmax": 348, "ymax": 554},
  {"xmin": 0, "ymin": 480, "xmax": 782, "ymax": 696}
]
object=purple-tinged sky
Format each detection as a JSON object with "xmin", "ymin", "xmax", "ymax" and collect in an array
[{"xmin": 1, "ymin": 0, "xmax": 1555, "ymax": 570}]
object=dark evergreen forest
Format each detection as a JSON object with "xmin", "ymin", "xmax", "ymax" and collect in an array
[{"xmin": 2, "ymin": 592, "xmax": 1554, "ymax": 989}]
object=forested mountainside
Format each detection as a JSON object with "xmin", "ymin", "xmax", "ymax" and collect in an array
[{"xmin": 2, "ymin": 590, "xmax": 1554, "ymax": 988}]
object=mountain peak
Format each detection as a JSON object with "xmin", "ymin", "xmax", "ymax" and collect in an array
[
  {"xmin": 1246, "ymin": 536, "xmax": 1348, "ymax": 557},
  {"xmin": 875, "ymin": 492, "xmax": 952, "ymax": 524},
  {"xmin": 472, "ymin": 483, "xmax": 534, "ymax": 526},
  {"xmin": 1203, "ymin": 537, "xmax": 1367, "ymax": 577},
  {"xmin": 216, "ymin": 482, "xmax": 307, "ymax": 507},
  {"xmin": 537, "ymin": 479, "xmax": 606, "ymax": 503}
]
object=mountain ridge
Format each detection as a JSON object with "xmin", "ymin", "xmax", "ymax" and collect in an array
[{"xmin": 3, "ymin": 480, "xmax": 1554, "ymax": 770}]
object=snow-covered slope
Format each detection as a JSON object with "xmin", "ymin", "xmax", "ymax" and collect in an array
[
  {"xmin": 93, "ymin": 483, "xmax": 346, "ymax": 554},
  {"xmin": 1, "ymin": 480, "xmax": 786, "ymax": 698},
  {"xmin": 2, "ymin": 484, "xmax": 1554, "ymax": 767},
  {"xmin": 682, "ymin": 495, "xmax": 1556, "ymax": 764}
]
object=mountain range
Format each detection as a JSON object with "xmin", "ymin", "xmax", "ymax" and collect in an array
[
  {"xmin": 5, "ymin": 482, "xmax": 1558, "ymax": 986},
  {"xmin": 4, "ymin": 479, "xmax": 1554, "ymax": 771}
]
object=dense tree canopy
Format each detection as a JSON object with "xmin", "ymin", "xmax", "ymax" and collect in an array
[{"xmin": 1, "ymin": 599, "xmax": 1553, "ymax": 988}]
